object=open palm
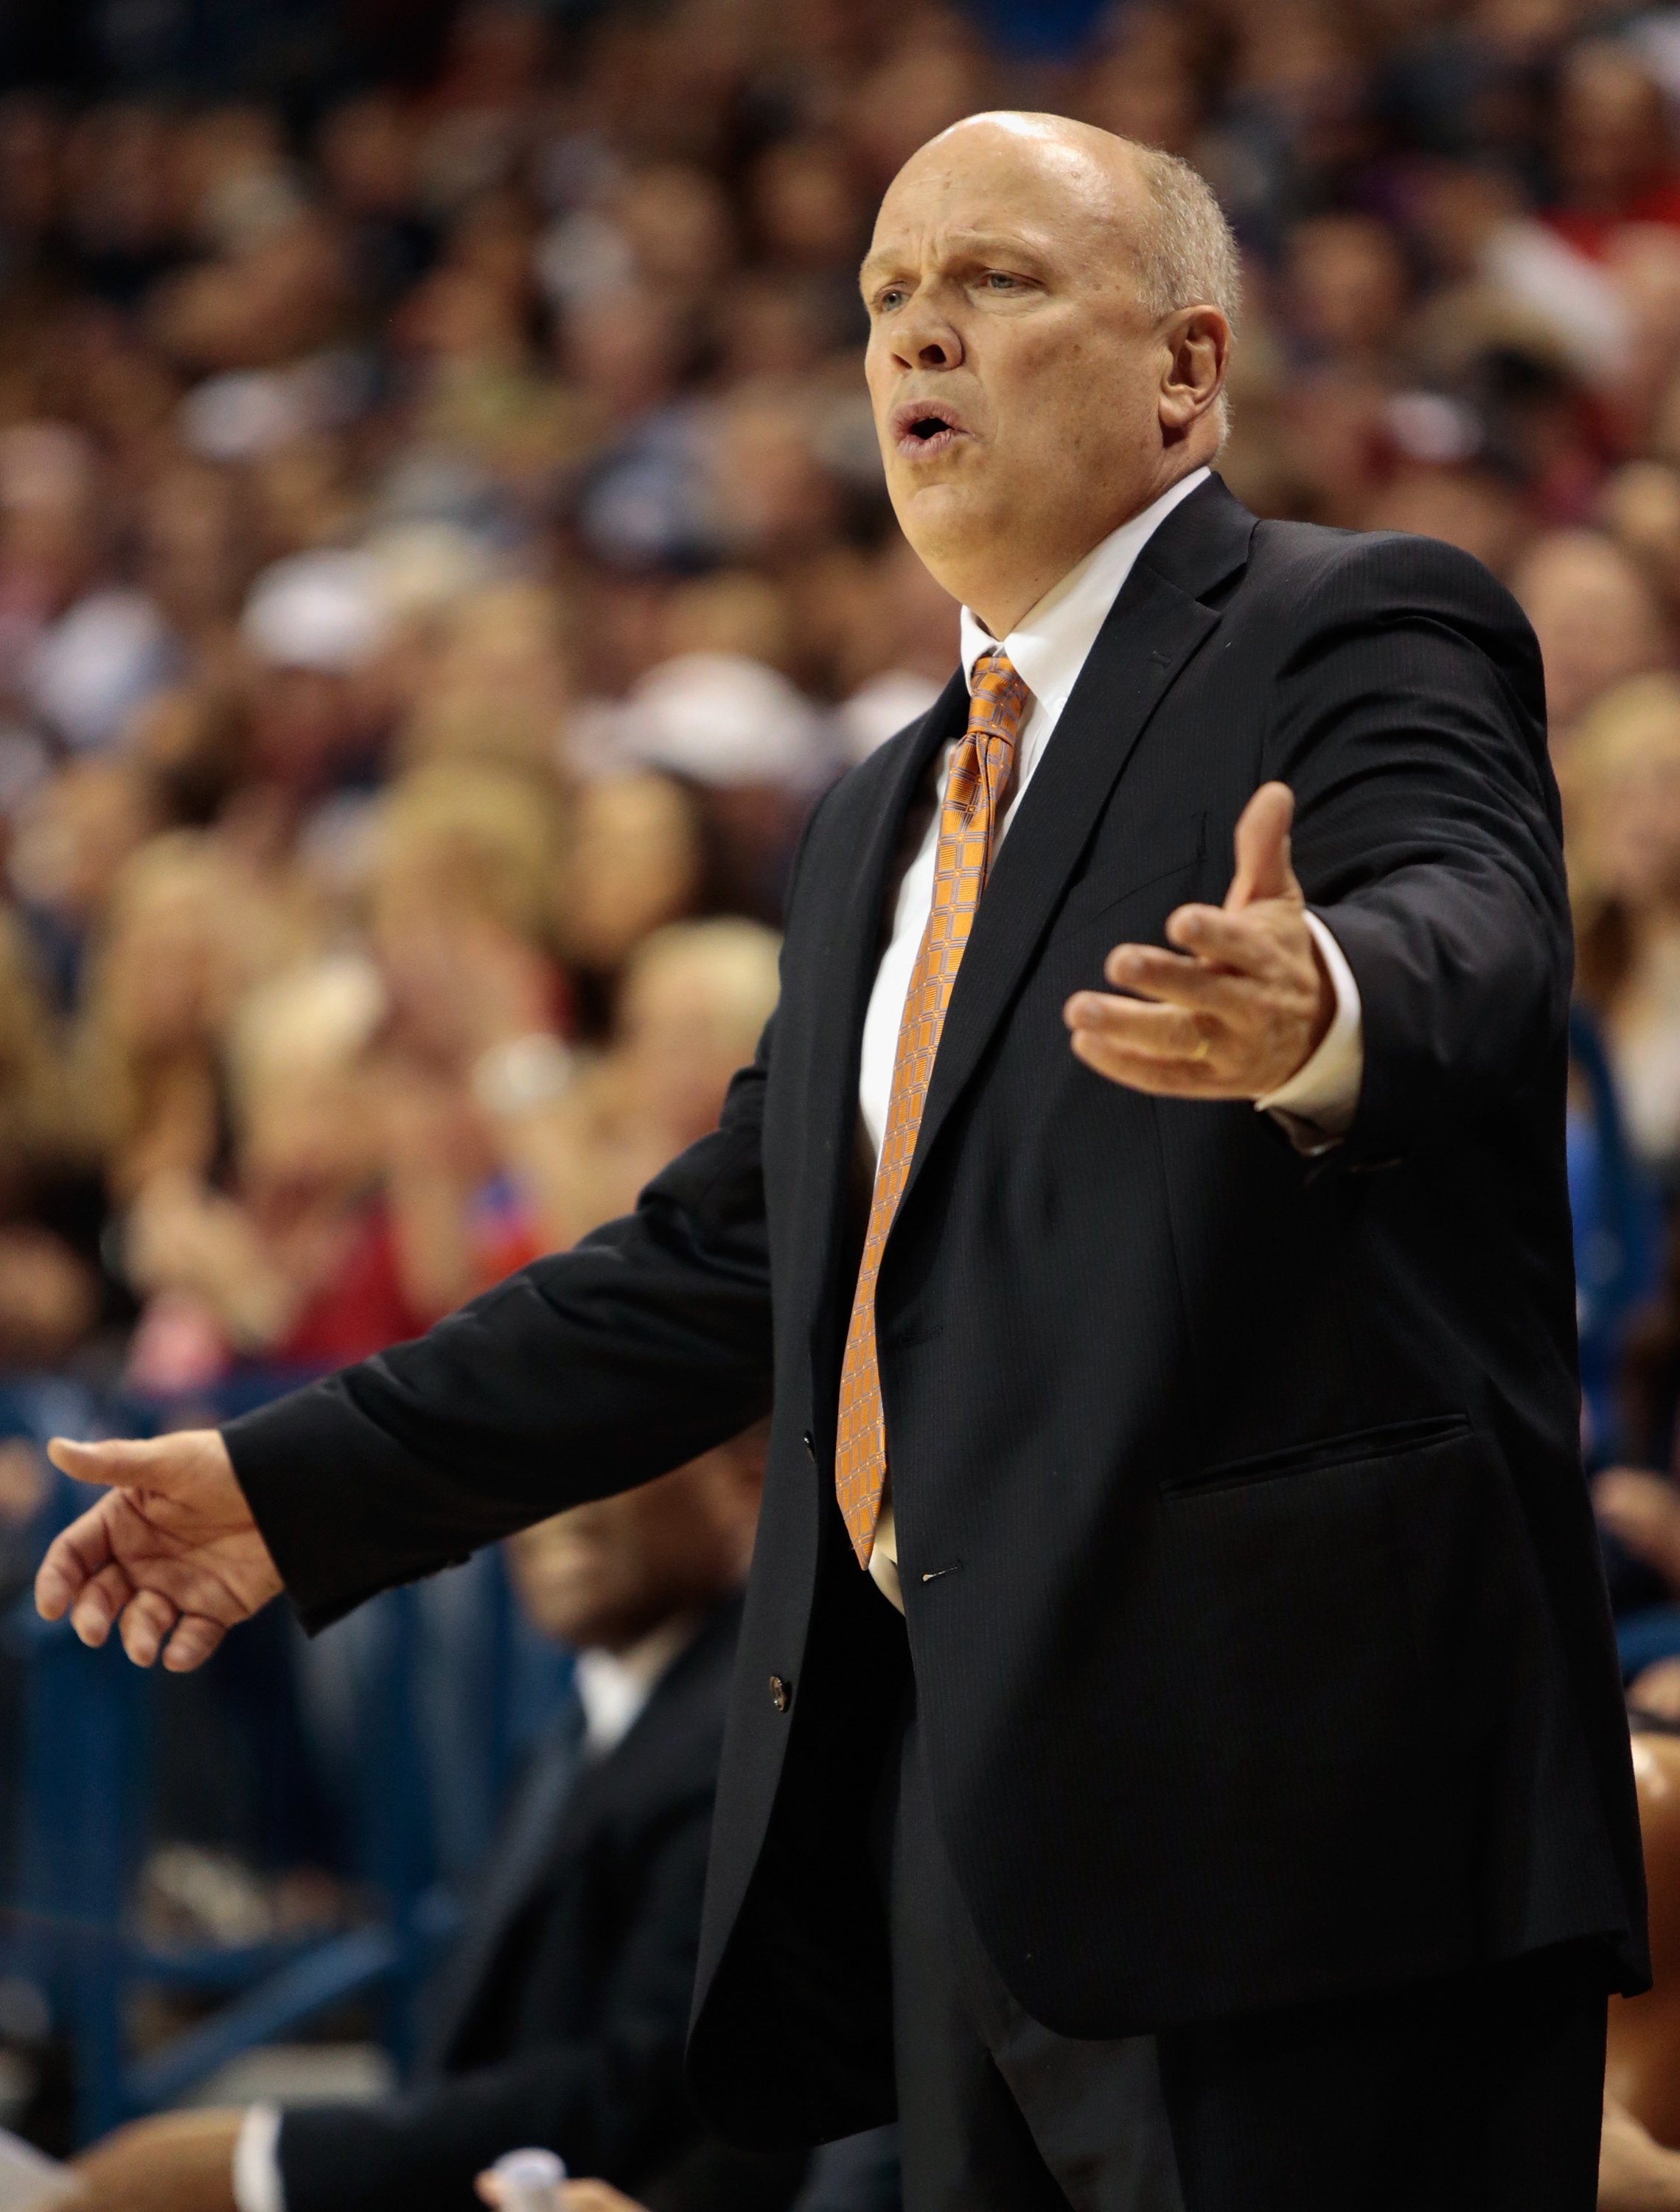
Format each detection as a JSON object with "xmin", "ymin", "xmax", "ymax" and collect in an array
[{"xmin": 35, "ymin": 1430, "xmax": 282, "ymax": 1671}]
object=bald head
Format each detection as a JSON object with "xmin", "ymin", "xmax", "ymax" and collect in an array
[
  {"xmin": 905, "ymin": 110, "xmax": 1142, "ymax": 213},
  {"xmin": 861, "ymin": 111, "xmax": 1235, "ymax": 636}
]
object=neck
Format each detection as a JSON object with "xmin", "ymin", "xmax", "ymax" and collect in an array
[{"xmin": 961, "ymin": 451, "xmax": 1210, "ymax": 640}]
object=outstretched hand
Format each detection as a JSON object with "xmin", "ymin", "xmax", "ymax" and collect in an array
[
  {"xmin": 35, "ymin": 1428, "xmax": 282, "ymax": 1672},
  {"xmin": 1064, "ymin": 782, "xmax": 1333, "ymax": 1099}
]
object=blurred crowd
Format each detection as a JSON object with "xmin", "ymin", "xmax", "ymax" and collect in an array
[
  {"xmin": 22, "ymin": 0, "xmax": 1680, "ymax": 2191},
  {"xmin": 11, "ymin": 0, "xmax": 1680, "ymax": 1413}
]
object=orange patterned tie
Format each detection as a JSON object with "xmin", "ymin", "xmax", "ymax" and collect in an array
[{"xmin": 834, "ymin": 647, "xmax": 1030, "ymax": 1567}]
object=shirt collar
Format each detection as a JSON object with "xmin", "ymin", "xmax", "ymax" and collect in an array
[
  {"xmin": 958, "ymin": 466, "xmax": 1211, "ymax": 711},
  {"xmin": 573, "ymin": 1610, "xmax": 699, "ymax": 1757}
]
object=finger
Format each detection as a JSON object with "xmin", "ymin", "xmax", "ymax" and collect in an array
[
  {"xmin": 1102, "ymin": 943, "xmax": 1253, "ymax": 1012},
  {"xmin": 69, "ymin": 1559, "xmax": 135, "ymax": 1649},
  {"xmin": 1064, "ymin": 991, "xmax": 1213, "ymax": 1062},
  {"xmin": 47, "ymin": 1434, "xmax": 168, "ymax": 1491},
  {"xmin": 160, "ymin": 1613, "xmax": 229, "ymax": 1673},
  {"xmin": 1165, "ymin": 904, "xmax": 1287, "ymax": 975},
  {"xmin": 1067, "ymin": 1026, "xmax": 1230, "ymax": 1096},
  {"xmin": 1226, "ymin": 782, "xmax": 1298, "ymax": 911},
  {"xmin": 35, "ymin": 1500, "xmax": 120, "ymax": 1618},
  {"xmin": 118, "ymin": 1587, "xmax": 180, "ymax": 1669}
]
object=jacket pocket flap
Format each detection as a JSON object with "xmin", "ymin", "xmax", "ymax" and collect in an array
[{"xmin": 1168, "ymin": 1413, "xmax": 1472, "ymax": 1495}]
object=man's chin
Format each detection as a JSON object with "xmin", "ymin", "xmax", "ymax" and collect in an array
[{"xmin": 890, "ymin": 476, "xmax": 991, "ymax": 571}]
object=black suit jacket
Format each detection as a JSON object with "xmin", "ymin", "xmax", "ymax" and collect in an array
[
  {"xmin": 226, "ymin": 477, "xmax": 1647, "ymax": 2154},
  {"xmin": 276, "ymin": 1600, "xmax": 766, "ymax": 2210}
]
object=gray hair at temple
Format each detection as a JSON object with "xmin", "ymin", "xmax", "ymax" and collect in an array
[{"xmin": 1130, "ymin": 145, "xmax": 1241, "ymax": 442}]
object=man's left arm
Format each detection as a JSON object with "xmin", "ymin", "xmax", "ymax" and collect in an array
[
  {"xmin": 1067, "ymin": 534, "xmax": 1567, "ymax": 1159},
  {"xmin": 1268, "ymin": 533, "xmax": 1566, "ymax": 1162}
]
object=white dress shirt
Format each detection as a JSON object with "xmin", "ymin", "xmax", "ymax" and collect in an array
[
  {"xmin": 232, "ymin": 1619, "xmax": 700, "ymax": 2212},
  {"xmin": 857, "ymin": 467, "xmax": 1364, "ymax": 1604}
]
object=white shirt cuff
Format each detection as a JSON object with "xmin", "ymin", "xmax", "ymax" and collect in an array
[
  {"xmin": 1255, "ymin": 912, "xmax": 1363, "ymax": 1148},
  {"xmin": 232, "ymin": 2104, "xmax": 286, "ymax": 2212}
]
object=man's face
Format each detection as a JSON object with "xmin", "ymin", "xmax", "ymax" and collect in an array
[{"xmin": 861, "ymin": 120, "xmax": 1167, "ymax": 629}]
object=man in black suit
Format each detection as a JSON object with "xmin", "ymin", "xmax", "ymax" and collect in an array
[
  {"xmin": 39, "ymin": 114, "xmax": 1645, "ymax": 2209},
  {"xmin": 66, "ymin": 1436, "xmax": 810, "ymax": 2212}
]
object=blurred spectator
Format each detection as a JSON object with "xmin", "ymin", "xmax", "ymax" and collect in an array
[
  {"xmin": 9, "ymin": 754, "xmax": 164, "ymax": 1001},
  {"xmin": 66, "ymin": 1428, "xmax": 792, "ymax": 2212},
  {"xmin": 120, "ymin": 953, "xmax": 427, "ymax": 1394},
  {"xmin": 397, "ymin": 580, "xmax": 571, "ymax": 778},
  {"xmin": 1570, "ymin": 1000, "xmax": 1663, "ymax": 1467},
  {"xmin": 1602, "ymin": 461, "xmax": 1680, "ymax": 623},
  {"xmin": 1569, "ymin": 675, "xmax": 1680, "ymax": 1173},
  {"xmin": 560, "ymin": 773, "xmax": 708, "ymax": 988},
  {"xmin": 316, "ymin": 94, "xmax": 439, "ymax": 321},
  {"xmin": 1512, "ymin": 532, "xmax": 1670, "ymax": 750},
  {"xmin": 1547, "ymin": 43, "xmax": 1680, "ymax": 262},
  {"xmin": 0, "ymin": 906, "xmax": 101, "ymax": 1367},
  {"xmin": 73, "ymin": 832, "xmax": 262, "ymax": 1205},
  {"xmin": 362, "ymin": 759, "xmax": 570, "ymax": 1310},
  {"xmin": 240, "ymin": 549, "xmax": 393, "ymax": 799},
  {"xmin": 397, "ymin": 914, "xmax": 781, "ymax": 1264},
  {"xmin": 1286, "ymin": 215, "xmax": 1413, "ymax": 383}
]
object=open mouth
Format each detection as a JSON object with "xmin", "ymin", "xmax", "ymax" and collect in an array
[{"xmin": 891, "ymin": 400, "xmax": 969, "ymax": 459}]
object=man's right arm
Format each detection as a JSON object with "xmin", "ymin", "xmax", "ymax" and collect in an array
[{"xmin": 226, "ymin": 1033, "xmax": 775, "ymax": 1634}]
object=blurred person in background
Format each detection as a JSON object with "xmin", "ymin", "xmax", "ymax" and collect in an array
[
  {"xmin": 119, "ymin": 953, "xmax": 431, "ymax": 1396},
  {"xmin": 73, "ymin": 827, "xmax": 313, "ymax": 1206},
  {"xmin": 374, "ymin": 899, "xmax": 781, "ymax": 1265},
  {"xmin": 397, "ymin": 580, "xmax": 572, "ymax": 780},
  {"xmin": 239, "ymin": 549, "xmax": 393, "ymax": 805},
  {"xmin": 67, "ymin": 829, "xmax": 220, "ymax": 1208},
  {"xmin": 369, "ymin": 758, "xmax": 569, "ymax": 1311},
  {"xmin": 1546, "ymin": 44, "xmax": 1680, "ymax": 262},
  {"xmin": 558, "ymin": 772, "xmax": 709, "ymax": 1013},
  {"xmin": 7, "ymin": 751, "xmax": 164, "ymax": 1005},
  {"xmin": 1511, "ymin": 532, "xmax": 1671, "ymax": 762},
  {"xmin": 0, "ymin": 903, "xmax": 103, "ymax": 1369},
  {"xmin": 1566, "ymin": 675, "xmax": 1680, "ymax": 1177},
  {"xmin": 66, "ymin": 1426, "xmax": 798, "ymax": 2212},
  {"xmin": 476, "ymin": 917, "xmax": 784, "ymax": 1253}
]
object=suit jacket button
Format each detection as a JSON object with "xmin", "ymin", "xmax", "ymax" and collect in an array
[
  {"xmin": 802, "ymin": 1432, "xmax": 817, "ymax": 1461},
  {"xmin": 769, "ymin": 1674, "xmax": 792, "ymax": 1712}
]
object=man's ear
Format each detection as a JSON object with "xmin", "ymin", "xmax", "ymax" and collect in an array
[{"xmin": 1158, "ymin": 305, "xmax": 1230, "ymax": 438}]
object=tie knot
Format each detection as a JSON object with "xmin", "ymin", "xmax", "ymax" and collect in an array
[{"xmin": 969, "ymin": 648, "xmax": 1028, "ymax": 744}]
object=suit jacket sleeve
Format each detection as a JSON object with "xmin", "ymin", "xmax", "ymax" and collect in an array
[
  {"xmin": 1267, "ymin": 534, "xmax": 1570, "ymax": 1164},
  {"xmin": 223, "ymin": 1023, "xmax": 775, "ymax": 1634},
  {"xmin": 275, "ymin": 1795, "xmax": 716, "ymax": 2211}
]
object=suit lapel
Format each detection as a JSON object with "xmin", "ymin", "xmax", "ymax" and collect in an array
[{"xmin": 896, "ymin": 477, "xmax": 1257, "ymax": 1218}]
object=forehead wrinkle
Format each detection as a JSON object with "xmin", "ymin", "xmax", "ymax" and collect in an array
[{"xmin": 860, "ymin": 223, "xmax": 1061, "ymax": 281}]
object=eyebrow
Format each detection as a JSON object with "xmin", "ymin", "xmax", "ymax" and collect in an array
[{"xmin": 859, "ymin": 229, "xmax": 1055, "ymax": 285}]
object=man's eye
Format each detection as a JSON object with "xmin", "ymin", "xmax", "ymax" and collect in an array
[
  {"xmin": 983, "ymin": 272, "xmax": 1019, "ymax": 291},
  {"xmin": 876, "ymin": 287, "xmax": 907, "ymax": 312}
]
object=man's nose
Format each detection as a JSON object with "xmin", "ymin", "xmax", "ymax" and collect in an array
[{"xmin": 889, "ymin": 303, "xmax": 963, "ymax": 372}]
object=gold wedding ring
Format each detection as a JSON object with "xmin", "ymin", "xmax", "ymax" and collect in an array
[{"xmin": 1189, "ymin": 1037, "xmax": 1212, "ymax": 1062}]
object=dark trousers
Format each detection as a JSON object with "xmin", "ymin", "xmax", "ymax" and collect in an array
[{"xmin": 874, "ymin": 1693, "xmax": 1608, "ymax": 2212}]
